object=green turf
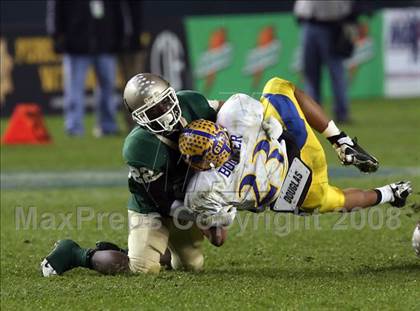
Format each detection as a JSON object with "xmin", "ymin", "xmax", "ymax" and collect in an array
[{"xmin": 1, "ymin": 99, "xmax": 420, "ymax": 310}]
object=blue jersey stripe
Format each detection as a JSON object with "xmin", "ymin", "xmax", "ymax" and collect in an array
[{"xmin": 263, "ymin": 94, "xmax": 307, "ymax": 149}]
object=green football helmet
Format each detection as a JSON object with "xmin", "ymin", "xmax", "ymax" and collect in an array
[{"xmin": 123, "ymin": 73, "xmax": 181, "ymax": 133}]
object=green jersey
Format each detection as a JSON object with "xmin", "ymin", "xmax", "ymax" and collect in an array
[{"xmin": 122, "ymin": 90, "xmax": 217, "ymax": 215}]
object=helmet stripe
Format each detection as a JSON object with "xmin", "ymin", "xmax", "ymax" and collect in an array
[{"xmin": 182, "ymin": 128, "xmax": 216, "ymax": 140}]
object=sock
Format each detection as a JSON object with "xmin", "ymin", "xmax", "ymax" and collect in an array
[
  {"xmin": 73, "ymin": 247, "xmax": 94, "ymax": 269},
  {"xmin": 374, "ymin": 185, "xmax": 394, "ymax": 205}
]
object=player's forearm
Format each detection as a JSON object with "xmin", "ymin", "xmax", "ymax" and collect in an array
[
  {"xmin": 294, "ymin": 88, "xmax": 330, "ymax": 133},
  {"xmin": 294, "ymin": 88, "xmax": 379, "ymax": 172}
]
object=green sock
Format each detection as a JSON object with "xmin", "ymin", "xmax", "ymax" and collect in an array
[{"xmin": 73, "ymin": 245, "xmax": 92, "ymax": 269}]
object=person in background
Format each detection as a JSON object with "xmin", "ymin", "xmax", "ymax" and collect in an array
[
  {"xmin": 294, "ymin": 0, "xmax": 358, "ymax": 123},
  {"xmin": 117, "ymin": 0, "xmax": 147, "ymax": 132},
  {"xmin": 46, "ymin": 0, "xmax": 121, "ymax": 136}
]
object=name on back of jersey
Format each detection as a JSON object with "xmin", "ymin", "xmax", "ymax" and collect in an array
[{"xmin": 217, "ymin": 135, "xmax": 243, "ymax": 178}]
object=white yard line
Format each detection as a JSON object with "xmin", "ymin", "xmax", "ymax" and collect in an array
[{"xmin": 1, "ymin": 167, "xmax": 420, "ymax": 190}]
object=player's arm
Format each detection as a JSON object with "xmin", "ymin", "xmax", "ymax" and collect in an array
[
  {"xmin": 294, "ymin": 88, "xmax": 379, "ymax": 173},
  {"xmin": 294, "ymin": 88, "xmax": 329, "ymax": 133}
]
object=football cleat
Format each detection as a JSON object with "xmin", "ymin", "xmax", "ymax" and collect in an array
[
  {"xmin": 41, "ymin": 258, "xmax": 58, "ymax": 277},
  {"xmin": 389, "ymin": 181, "xmax": 412, "ymax": 207},
  {"xmin": 40, "ymin": 239, "xmax": 83, "ymax": 277},
  {"xmin": 333, "ymin": 135, "xmax": 379, "ymax": 173}
]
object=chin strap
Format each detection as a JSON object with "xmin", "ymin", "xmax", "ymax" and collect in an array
[
  {"xmin": 154, "ymin": 117, "xmax": 188, "ymax": 151},
  {"xmin": 154, "ymin": 134, "xmax": 178, "ymax": 150},
  {"xmin": 179, "ymin": 117, "xmax": 188, "ymax": 127}
]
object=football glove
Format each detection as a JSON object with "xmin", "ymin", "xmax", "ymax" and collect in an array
[
  {"xmin": 196, "ymin": 206, "xmax": 237, "ymax": 228},
  {"xmin": 329, "ymin": 132, "xmax": 379, "ymax": 173}
]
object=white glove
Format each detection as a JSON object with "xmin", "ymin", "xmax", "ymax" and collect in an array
[
  {"xmin": 170, "ymin": 200, "xmax": 197, "ymax": 221},
  {"xmin": 196, "ymin": 206, "xmax": 237, "ymax": 227},
  {"xmin": 333, "ymin": 135, "xmax": 379, "ymax": 173},
  {"xmin": 334, "ymin": 135, "xmax": 356, "ymax": 164},
  {"xmin": 169, "ymin": 200, "xmax": 236, "ymax": 228},
  {"xmin": 262, "ymin": 116, "xmax": 283, "ymax": 141}
]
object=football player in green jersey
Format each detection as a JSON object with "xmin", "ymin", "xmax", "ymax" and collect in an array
[{"xmin": 41, "ymin": 73, "xmax": 225, "ymax": 276}]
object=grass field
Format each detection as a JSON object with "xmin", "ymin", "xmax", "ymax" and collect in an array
[{"xmin": 1, "ymin": 98, "xmax": 420, "ymax": 310}]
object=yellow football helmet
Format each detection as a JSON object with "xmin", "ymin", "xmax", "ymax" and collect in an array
[{"xmin": 179, "ymin": 119, "xmax": 232, "ymax": 170}]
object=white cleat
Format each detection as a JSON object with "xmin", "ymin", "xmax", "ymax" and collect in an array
[
  {"xmin": 40, "ymin": 259, "xmax": 57, "ymax": 277},
  {"xmin": 389, "ymin": 181, "xmax": 412, "ymax": 207}
]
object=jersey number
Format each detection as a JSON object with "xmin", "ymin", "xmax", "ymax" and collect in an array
[
  {"xmin": 238, "ymin": 139, "xmax": 284, "ymax": 207},
  {"xmin": 128, "ymin": 166, "xmax": 163, "ymax": 184}
]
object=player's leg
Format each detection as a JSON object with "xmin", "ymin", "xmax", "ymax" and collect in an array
[
  {"xmin": 41, "ymin": 210, "xmax": 170, "ymax": 276},
  {"xmin": 41, "ymin": 239, "xmax": 129, "ymax": 276},
  {"xmin": 166, "ymin": 218, "xmax": 204, "ymax": 272},
  {"xmin": 314, "ymin": 181, "xmax": 412, "ymax": 213},
  {"xmin": 344, "ymin": 181, "xmax": 412, "ymax": 210},
  {"xmin": 127, "ymin": 211, "xmax": 169, "ymax": 273}
]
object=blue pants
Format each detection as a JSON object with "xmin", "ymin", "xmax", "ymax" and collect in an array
[
  {"xmin": 301, "ymin": 22, "xmax": 349, "ymax": 121},
  {"xmin": 63, "ymin": 54, "xmax": 117, "ymax": 135}
]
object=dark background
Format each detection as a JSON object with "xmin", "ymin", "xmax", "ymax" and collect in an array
[
  {"xmin": 1, "ymin": 0, "xmax": 419, "ymax": 116},
  {"xmin": 2, "ymin": 0, "xmax": 419, "ymax": 30}
]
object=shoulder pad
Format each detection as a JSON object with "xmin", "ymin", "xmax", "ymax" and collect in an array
[{"xmin": 123, "ymin": 127, "xmax": 168, "ymax": 170}]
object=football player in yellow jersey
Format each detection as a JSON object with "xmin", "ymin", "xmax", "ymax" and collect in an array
[{"xmin": 178, "ymin": 77, "xmax": 412, "ymax": 242}]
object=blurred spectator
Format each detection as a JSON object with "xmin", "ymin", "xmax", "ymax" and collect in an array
[
  {"xmin": 0, "ymin": 38, "xmax": 14, "ymax": 105},
  {"xmin": 294, "ymin": 0, "xmax": 358, "ymax": 123},
  {"xmin": 117, "ymin": 0, "xmax": 146, "ymax": 132},
  {"xmin": 46, "ymin": 0, "xmax": 121, "ymax": 136}
]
